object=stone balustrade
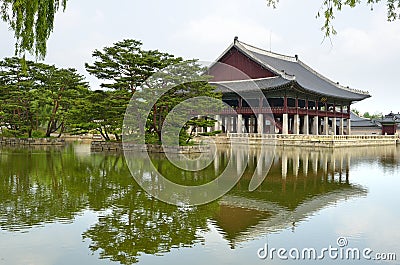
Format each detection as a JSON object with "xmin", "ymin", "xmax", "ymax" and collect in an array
[{"xmin": 226, "ymin": 133, "xmax": 399, "ymax": 147}]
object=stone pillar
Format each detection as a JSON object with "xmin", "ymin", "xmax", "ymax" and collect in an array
[
  {"xmin": 339, "ymin": 118, "xmax": 345, "ymax": 135},
  {"xmin": 214, "ymin": 115, "xmax": 219, "ymax": 132},
  {"xmin": 332, "ymin": 117, "xmax": 337, "ymax": 135},
  {"xmin": 312, "ymin": 116, "xmax": 319, "ymax": 135},
  {"xmin": 303, "ymin": 115, "xmax": 309, "ymax": 135},
  {"xmin": 237, "ymin": 114, "xmax": 243, "ymax": 133},
  {"xmin": 224, "ymin": 116, "xmax": 229, "ymax": 133},
  {"xmin": 323, "ymin": 116, "xmax": 329, "ymax": 135},
  {"xmin": 257, "ymin": 114, "xmax": 264, "ymax": 134},
  {"xmin": 282, "ymin": 114, "xmax": 289, "ymax": 134},
  {"xmin": 347, "ymin": 118, "xmax": 351, "ymax": 135},
  {"xmin": 293, "ymin": 114, "xmax": 300, "ymax": 135}
]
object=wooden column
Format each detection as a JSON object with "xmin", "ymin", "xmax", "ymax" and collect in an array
[{"xmin": 284, "ymin": 95, "xmax": 288, "ymax": 113}]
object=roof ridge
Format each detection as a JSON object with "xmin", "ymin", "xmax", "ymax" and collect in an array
[{"xmin": 237, "ymin": 40, "xmax": 297, "ymax": 62}]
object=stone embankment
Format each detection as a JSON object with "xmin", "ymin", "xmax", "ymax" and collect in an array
[
  {"xmin": 0, "ymin": 137, "xmax": 65, "ymax": 146},
  {"xmin": 91, "ymin": 141, "xmax": 210, "ymax": 153}
]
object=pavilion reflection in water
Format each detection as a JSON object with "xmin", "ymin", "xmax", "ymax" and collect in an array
[{"xmin": 208, "ymin": 146, "xmax": 369, "ymax": 247}]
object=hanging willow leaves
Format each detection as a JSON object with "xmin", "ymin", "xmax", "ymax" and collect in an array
[
  {"xmin": 266, "ymin": 0, "xmax": 400, "ymax": 37},
  {"xmin": 0, "ymin": 0, "xmax": 67, "ymax": 59}
]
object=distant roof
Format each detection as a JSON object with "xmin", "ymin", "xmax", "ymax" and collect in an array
[
  {"xmin": 214, "ymin": 38, "xmax": 371, "ymax": 101},
  {"xmin": 350, "ymin": 111, "xmax": 380, "ymax": 127},
  {"xmin": 378, "ymin": 112, "xmax": 400, "ymax": 124}
]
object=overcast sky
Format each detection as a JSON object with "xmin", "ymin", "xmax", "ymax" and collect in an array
[{"xmin": 1, "ymin": 0, "xmax": 399, "ymax": 114}]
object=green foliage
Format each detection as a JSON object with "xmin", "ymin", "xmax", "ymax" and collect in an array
[
  {"xmin": 184, "ymin": 117, "xmax": 219, "ymax": 144},
  {"xmin": 363, "ymin": 111, "xmax": 383, "ymax": 119},
  {"xmin": 134, "ymin": 60, "xmax": 222, "ymax": 145},
  {"xmin": 85, "ymin": 39, "xmax": 182, "ymax": 93},
  {"xmin": 0, "ymin": 57, "xmax": 89, "ymax": 138},
  {"xmin": 199, "ymin": 130, "xmax": 222, "ymax": 136},
  {"xmin": 31, "ymin": 129, "xmax": 46, "ymax": 138},
  {"xmin": 0, "ymin": 0, "xmax": 67, "ymax": 59},
  {"xmin": 352, "ymin": 108, "xmax": 361, "ymax": 116},
  {"xmin": 267, "ymin": 0, "xmax": 400, "ymax": 37},
  {"xmin": 352, "ymin": 109, "xmax": 383, "ymax": 120},
  {"xmin": 67, "ymin": 89, "xmax": 130, "ymax": 141},
  {"xmin": 85, "ymin": 40, "xmax": 221, "ymax": 145}
]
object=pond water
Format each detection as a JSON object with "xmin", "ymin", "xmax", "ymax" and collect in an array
[{"xmin": 0, "ymin": 144, "xmax": 399, "ymax": 265}]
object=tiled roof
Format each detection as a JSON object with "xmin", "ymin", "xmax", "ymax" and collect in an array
[
  {"xmin": 350, "ymin": 112, "xmax": 380, "ymax": 128},
  {"xmin": 215, "ymin": 38, "xmax": 371, "ymax": 101}
]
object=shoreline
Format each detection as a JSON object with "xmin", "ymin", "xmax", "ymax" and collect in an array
[
  {"xmin": 1, "ymin": 134, "xmax": 398, "ymax": 151},
  {"xmin": 0, "ymin": 137, "xmax": 65, "ymax": 146}
]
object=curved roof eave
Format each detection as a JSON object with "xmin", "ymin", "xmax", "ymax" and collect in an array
[{"xmin": 291, "ymin": 81, "xmax": 371, "ymax": 102}]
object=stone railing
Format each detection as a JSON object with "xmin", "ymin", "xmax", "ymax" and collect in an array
[
  {"xmin": 0, "ymin": 137, "xmax": 65, "ymax": 146},
  {"xmin": 226, "ymin": 133, "xmax": 399, "ymax": 147}
]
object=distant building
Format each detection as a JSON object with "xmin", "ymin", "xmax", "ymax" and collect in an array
[
  {"xmin": 350, "ymin": 112, "xmax": 400, "ymax": 135},
  {"xmin": 378, "ymin": 112, "xmax": 400, "ymax": 135},
  {"xmin": 350, "ymin": 112, "xmax": 381, "ymax": 135}
]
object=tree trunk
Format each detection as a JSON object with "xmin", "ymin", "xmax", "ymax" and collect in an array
[
  {"xmin": 97, "ymin": 127, "xmax": 110, "ymax": 141},
  {"xmin": 186, "ymin": 126, "xmax": 196, "ymax": 144},
  {"xmin": 46, "ymin": 89, "xmax": 63, "ymax": 137},
  {"xmin": 157, "ymin": 130, "xmax": 162, "ymax": 144},
  {"xmin": 57, "ymin": 122, "xmax": 65, "ymax": 138}
]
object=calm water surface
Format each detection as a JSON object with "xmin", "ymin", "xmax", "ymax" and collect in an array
[{"xmin": 0, "ymin": 144, "xmax": 399, "ymax": 265}]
